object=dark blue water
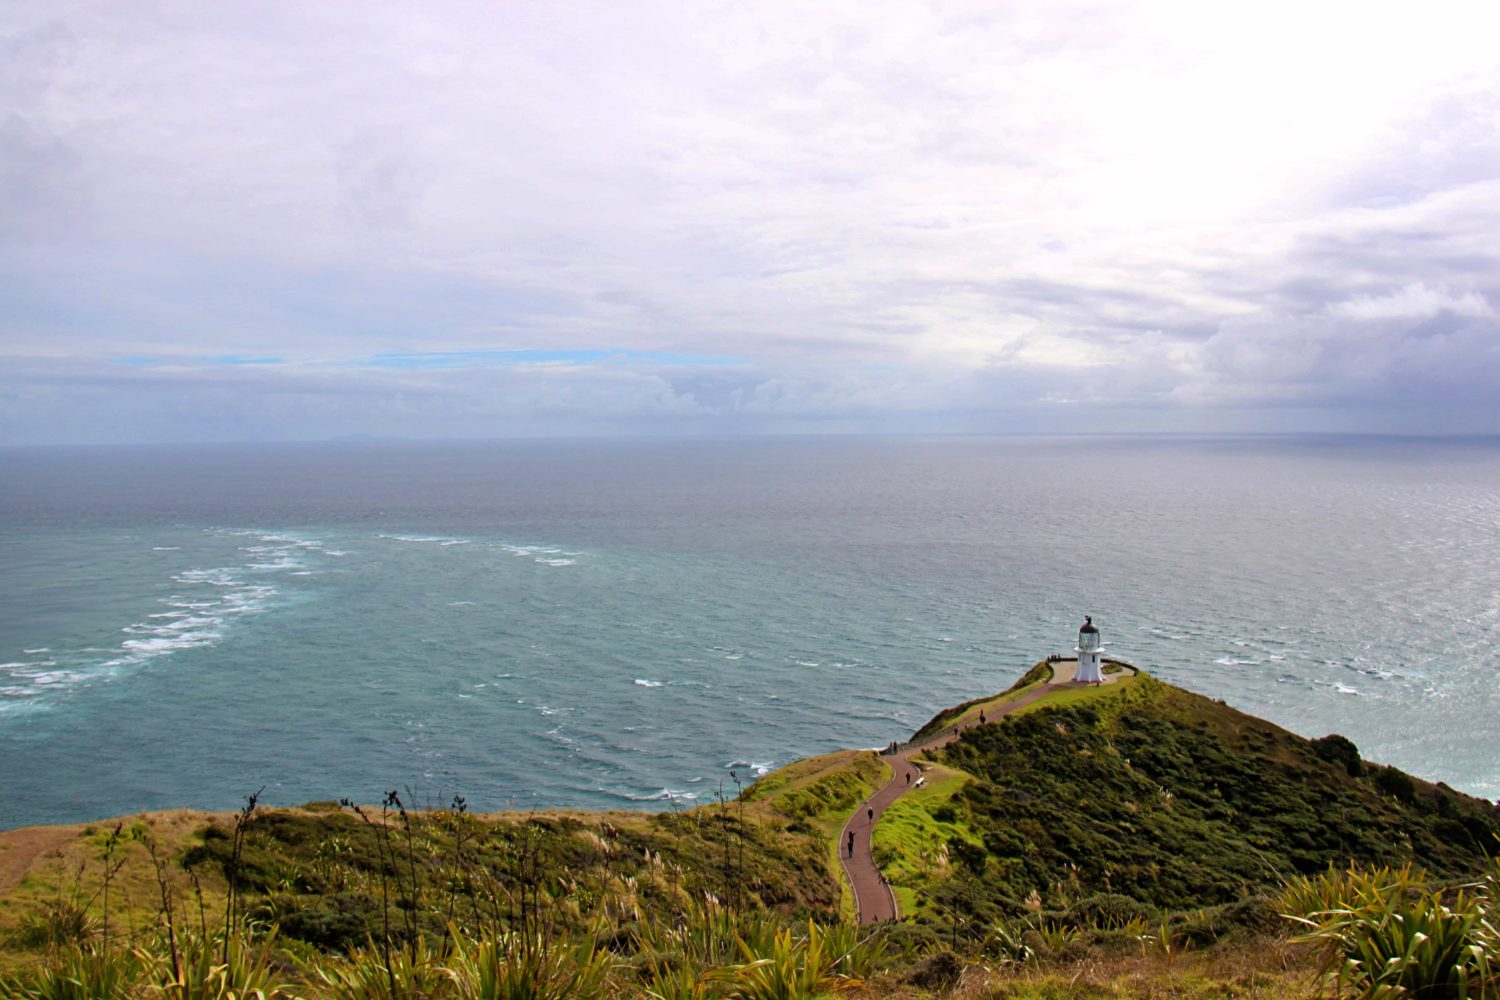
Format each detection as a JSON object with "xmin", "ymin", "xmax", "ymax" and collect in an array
[{"xmin": 2, "ymin": 435, "xmax": 1497, "ymax": 829}]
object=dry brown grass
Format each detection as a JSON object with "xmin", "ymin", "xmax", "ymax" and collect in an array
[{"xmin": 861, "ymin": 939, "xmax": 1322, "ymax": 998}]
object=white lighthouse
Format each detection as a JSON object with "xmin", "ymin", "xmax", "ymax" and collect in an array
[{"xmin": 1075, "ymin": 615, "xmax": 1104, "ymax": 684}]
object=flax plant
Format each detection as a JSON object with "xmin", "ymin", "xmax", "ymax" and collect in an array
[
  {"xmin": 314, "ymin": 935, "xmax": 451, "ymax": 1000},
  {"xmin": 445, "ymin": 927, "xmax": 615, "ymax": 1000},
  {"xmin": 1280, "ymin": 861, "xmax": 1498, "ymax": 999}
]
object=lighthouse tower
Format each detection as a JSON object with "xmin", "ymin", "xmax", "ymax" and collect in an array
[{"xmin": 1075, "ymin": 615, "xmax": 1104, "ymax": 684}]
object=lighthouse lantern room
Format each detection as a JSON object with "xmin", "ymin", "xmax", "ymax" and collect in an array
[{"xmin": 1075, "ymin": 615, "xmax": 1104, "ymax": 684}]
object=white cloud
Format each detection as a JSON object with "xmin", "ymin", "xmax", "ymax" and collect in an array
[
  {"xmin": 3, "ymin": 1, "xmax": 1500, "ymax": 439},
  {"xmin": 1330, "ymin": 283, "xmax": 1495, "ymax": 321}
]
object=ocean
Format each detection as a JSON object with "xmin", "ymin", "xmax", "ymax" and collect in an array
[{"xmin": 1, "ymin": 435, "xmax": 1496, "ymax": 829}]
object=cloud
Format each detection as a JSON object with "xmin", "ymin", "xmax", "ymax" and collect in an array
[
  {"xmin": 2, "ymin": 1, "xmax": 1499, "ymax": 441},
  {"xmin": 1329, "ymin": 283, "xmax": 1495, "ymax": 321}
]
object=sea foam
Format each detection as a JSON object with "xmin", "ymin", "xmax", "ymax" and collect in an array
[{"xmin": 0, "ymin": 530, "xmax": 325, "ymax": 707}]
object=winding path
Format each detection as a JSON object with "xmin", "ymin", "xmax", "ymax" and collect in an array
[{"xmin": 839, "ymin": 660, "xmax": 1129, "ymax": 924}]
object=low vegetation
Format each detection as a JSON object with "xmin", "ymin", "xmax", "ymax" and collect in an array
[
  {"xmin": 1, "ymin": 672, "xmax": 1495, "ymax": 997},
  {"xmin": 892, "ymin": 675, "xmax": 1499, "ymax": 948}
]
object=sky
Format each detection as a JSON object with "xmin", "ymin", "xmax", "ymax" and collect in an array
[{"xmin": 3, "ymin": 0, "xmax": 1499, "ymax": 444}]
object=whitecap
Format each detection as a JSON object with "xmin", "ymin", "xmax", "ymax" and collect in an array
[
  {"xmin": 634, "ymin": 678, "xmax": 663, "ymax": 688},
  {"xmin": 122, "ymin": 636, "xmax": 207, "ymax": 654},
  {"xmin": 794, "ymin": 660, "xmax": 819, "ymax": 667},
  {"xmin": 1335, "ymin": 684, "xmax": 1361, "ymax": 696},
  {"xmin": 622, "ymin": 788, "xmax": 698, "ymax": 802},
  {"xmin": 30, "ymin": 670, "xmax": 90, "ymax": 686},
  {"xmin": 449, "ymin": 601, "xmax": 476, "ymax": 607},
  {"xmin": 536, "ymin": 558, "xmax": 575, "ymax": 566},
  {"xmin": 247, "ymin": 558, "xmax": 303, "ymax": 571},
  {"xmin": 172, "ymin": 569, "xmax": 238, "ymax": 587},
  {"xmin": 22, "ymin": 648, "xmax": 49, "ymax": 654},
  {"xmin": 151, "ymin": 546, "xmax": 181, "ymax": 551}
]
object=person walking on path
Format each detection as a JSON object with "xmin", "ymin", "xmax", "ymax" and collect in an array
[{"xmin": 844, "ymin": 673, "xmax": 1085, "ymax": 923}]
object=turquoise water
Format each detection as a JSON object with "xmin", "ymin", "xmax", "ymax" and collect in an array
[{"xmin": 2, "ymin": 436, "xmax": 1497, "ymax": 828}]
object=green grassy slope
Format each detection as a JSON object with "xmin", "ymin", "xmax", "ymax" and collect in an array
[
  {"xmin": 889, "ymin": 674, "xmax": 1499, "ymax": 933},
  {"xmin": 3, "ymin": 669, "xmax": 1494, "ymax": 998}
]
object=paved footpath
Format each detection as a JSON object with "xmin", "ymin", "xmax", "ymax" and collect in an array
[{"xmin": 839, "ymin": 661, "xmax": 1125, "ymax": 924}]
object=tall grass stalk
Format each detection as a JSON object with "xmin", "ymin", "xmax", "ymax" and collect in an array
[{"xmin": 222, "ymin": 788, "xmax": 262, "ymax": 966}]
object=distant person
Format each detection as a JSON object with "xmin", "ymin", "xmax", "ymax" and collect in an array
[
  {"xmin": 905, "ymin": 771, "xmax": 911, "ymax": 785},
  {"xmin": 979, "ymin": 710, "xmax": 986, "ymax": 724},
  {"xmin": 867, "ymin": 806, "xmax": 874, "ymax": 823},
  {"xmin": 847, "ymin": 831, "xmax": 855, "ymax": 857}
]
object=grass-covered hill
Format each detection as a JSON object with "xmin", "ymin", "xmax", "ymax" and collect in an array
[
  {"xmin": 882, "ymin": 671, "xmax": 1500, "ymax": 936},
  {"xmin": 0, "ymin": 751, "xmax": 890, "ymax": 967},
  {"xmin": 1, "ymin": 670, "xmax": 1495, "ymax": 997}
]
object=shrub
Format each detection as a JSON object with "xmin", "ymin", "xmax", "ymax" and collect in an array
[
  {"xmin": 1065, "ymin": 893, "xmax": 1147, "ymax": 929},
  {"xmin": 908, "ymin": 948, "xmax": 964, "ymax": 992},
  {"xmin": 1311, "ymin": 734, "xmax": 1363, "ymax": 776},
  {"xmin": 11, "ymin": 900, "xmax": 95, "ymax": 950},
  {"xmin": 1373, "ymin": 766, "xmax": 1416, "ymax": 804}
]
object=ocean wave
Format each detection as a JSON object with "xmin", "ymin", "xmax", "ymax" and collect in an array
[
  {"xmin": 495, "ymin": 543, "xmax": 584, "ymax": 566},
  {"xmin": 247, "ymin": 558, "xmax": 304, "ymax": 571},
  {"xmin": 379, "ymin": 533, "xmax": 470, "ymax": 545},
  {"xmin": 1, "ymin": 530, "xmax": 325, "ymax": 706},
  {"xmin": 618, "ymin": 787, "xmax": 698, "ymax": 802},
  {"xmin": 634, "ymin": 678, "xmax": 663, "ymax": 688},
  {"xmin": 173, "ymin": 569, "xmax": 237, "ymax": 586},
  {"xmin": 725, "ymin": 760, "xmax": 774, "ymax": 777}
]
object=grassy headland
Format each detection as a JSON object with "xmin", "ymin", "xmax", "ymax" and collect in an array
[{"xmin": 2, "ymin": 665, "xmax": 1495, "ymax": 997}]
